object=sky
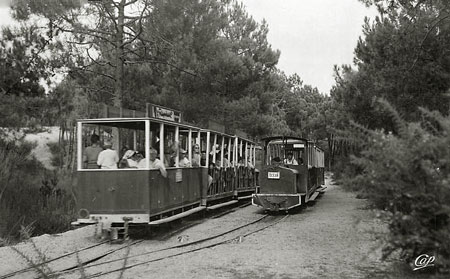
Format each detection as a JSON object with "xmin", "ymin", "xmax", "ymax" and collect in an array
[
  {"xmin": 240, "ymin": 0, "xmax": 378, "ymax": 93},
  {"xmin": 0, "ymin": 0, "xmax": 378, "ymax": 94}
]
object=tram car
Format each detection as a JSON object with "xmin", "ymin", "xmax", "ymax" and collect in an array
[
  {"xmin": 71, "ymin": 104, "xmax": 260, "ymax": 238},
  {"xmin": 252, "ymin": 136, "xmax": 325, "ymax": 212}
]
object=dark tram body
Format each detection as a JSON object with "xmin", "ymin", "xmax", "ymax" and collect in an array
[
  {"xmin": 72, "ymin": 105, "xmax": 259, "ymax": 231},
  {"xmin": 252, "ymin": 136, "xmax": 325, "ymax": 211}
]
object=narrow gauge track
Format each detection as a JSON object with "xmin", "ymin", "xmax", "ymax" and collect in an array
[
  {"xmin": 47, "ymin": 214, "xmax": 288, "ymax": 279},
  {"xmin": 0, "ymin": 202, "xmax": 250, "ymax": 279},
  {"xmin": 0, "ymin": 240, "xmax": 144, "ymax": 279}
]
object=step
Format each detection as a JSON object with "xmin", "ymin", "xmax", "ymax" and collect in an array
[
  {"xmin": 308, "ymin": 191, "xmax": 320, "ymax": 202},
  {"xmin": 206, "ymin": 200, "xmax": 239, "ymax": 210},
  {"xmin": 148, "ymin": 206, "xmax": 206, "ymax": 225}
]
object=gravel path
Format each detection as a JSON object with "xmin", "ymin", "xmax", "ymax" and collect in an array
[{"xmin": 1, "ymin": 174, "xmax": 425, "ymax": 279}]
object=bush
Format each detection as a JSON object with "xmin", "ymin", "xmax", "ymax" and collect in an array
[
  {"xmin": 346, "ymin": 106, "xmax": 450, "ymax": 273},
  {"xmin": 0, "ymin": 138, "xmax": 76, "ymax": 242}
]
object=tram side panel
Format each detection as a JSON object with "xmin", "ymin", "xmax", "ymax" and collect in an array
[
  {"xmin": 148, "ymin": 168, "xmax": 202, "ymax": 216},
  {"xmin": 76, "ymin": 170, "xmax": 150, "ymax": 223}
]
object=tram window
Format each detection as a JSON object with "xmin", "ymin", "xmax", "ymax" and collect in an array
[
  {"xmin": 164, "ymin": 125, "xmax": 177, "ymax": 167},
  {"xmin": 178, "ymin": 129, "xmax": 192, "ymax": 168},
  {"xmin": 209, "ymin": 133, "xmax": 218, "ymax": 167},
  {"xmin": 80, "ymin": 121, "xmax": 146, "ymax": 170},
  {"xmin": 191, "ymin": 131, "xmax": 201, "ymax": 167},
  {"xmin": 199, "ymin": 132, "xmax": 208, "ymax": 167}
]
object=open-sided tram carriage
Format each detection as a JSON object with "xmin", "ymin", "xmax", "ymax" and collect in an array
[
  {"xmin": 71, "ymin": 105, "xmax": 260, "ymax": 238},
  {"xmin": 252, "ymin": 136, "xmax": 325, "ymax": 212}
]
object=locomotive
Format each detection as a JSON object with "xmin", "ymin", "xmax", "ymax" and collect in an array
[
  {"xmin": 71, "ymin": 104, "xmax": 260, "ymax": 239},
  {"xmin": 252, "ymin": 136, "xmax": 325, "ymax": 212}
]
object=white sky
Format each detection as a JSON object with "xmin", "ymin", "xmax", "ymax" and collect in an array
[
  {"xmin": 240, "ymin": 0, "xmax": 378, "ymax": 93},
  {"xmin": 0, "ymin": 0, "xmax": 378, "ymax": 94}
]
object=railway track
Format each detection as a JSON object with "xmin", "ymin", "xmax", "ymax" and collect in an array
[
  {"xmin": 30, "ymin": 213, "xmax": 287, "ymax": 279},
  {"xmin": 0, "ymin": 201, "xmax": 253, "ymax": 279}
]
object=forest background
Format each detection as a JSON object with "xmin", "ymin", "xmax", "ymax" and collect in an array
[{"xmin": 0, "ymin": 0, "xmax": 449, "ymax": 274}]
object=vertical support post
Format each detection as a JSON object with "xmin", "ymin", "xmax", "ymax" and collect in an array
[
  {"xmin": 77, "ymin": 122, "xmax": 83, "ymax": 170},
  {"xmin": 220, "ymin": 136, "xmax": 225, "ymax": 168},
  {"xmin": 212, "ymin": 133, "xmax": 217, "ymax": 164},
  {"xmin": 159, "ymin": 123, "xmax": 164, "ymax": 162},
  {"xmin": 188, "ymin": 129, "xmax": 192, "ymax": 163},
  {"xmin": 228, "ymin": 137, "xmax": 232, "ymax": 166},
  {"xmin": 234, "ymin": 137, "xmax": 238, "ymax": 165},
  {"xmin": 245, "ymin": 141, "xmax": 248, "ymax": 167},
  {"xmin": 175, "ymin": 126, "xmax": 179, "ymax": 167},
  {"xmin": 145, "ymin": 120, "xmax": 150, "ymax": 169},
  {"xmin": 239, "ymin": 139, "xmax": 242, "ymax": 159},
  {"xmin": 206, "ymin": 132, "xmax": 210, "ymax": 167}
]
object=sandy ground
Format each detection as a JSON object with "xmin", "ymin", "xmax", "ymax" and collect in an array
[
  {"xmin": 0, "ymin": 175, "xmax": 433, "ymax": 279},
  {"xmin": 24, "ymin": 127, "xmax": 60, "ymax": 170}
]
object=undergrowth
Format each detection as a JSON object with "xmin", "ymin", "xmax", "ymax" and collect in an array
[
  {"xmin": 340, "ymin": 101, "xmax": 450, "ymax": 273},
  {"xmin": 0, "ymin": 137, "xmax": 76, "ymax": 242}
]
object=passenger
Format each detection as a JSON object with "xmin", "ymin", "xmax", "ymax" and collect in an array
[
  {"xmin": 149, "ymin": 148, "xmax": 167, "ymax": 177},
  {"xmin": 207, "ymin": 159, "xmax": 215, "ymax": 188},
  {"xmin": 97, "ymin": 140, "xmax": 119, "ymax": 169},
  {"xmin": 83, "ymin": 134, "xmax": 103, "ymax": 169},
  {"xmin": 178, "ymin": 149, "xmax": 191, "ymax": 167},
  {"xmin": 191, "ymin": 144, "xmax": 201, "ymax": 167},
  {"xmin": 237, "ymin": 156, "xmax": 245, "ymax": 167},
  {"xmin": 247, "ymin": 159, "xmax": 255, "ymax": 169},
  {"xmin": 119, "ymin": 149, "xmax": 136, "ymax": 168},
  {"xmin": 223, "ymin": 153, "xmax": 231, "ymax": 168},
  {"xmin": 133, "ymin": 152, "xmax": 147, "ymax": 168},
  {"xmin": 271, "ymin": 157, "xmax": 282, "ymax": 166},
  {"xmin": 284, "ymin": 152, "xmax": 298, "ymax": 165},
  {"xmin": 200, "ymin": 150, "xmax": 207, "ymax": 166}
]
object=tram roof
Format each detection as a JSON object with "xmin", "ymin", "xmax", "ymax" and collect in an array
[
  {"xmin": 78, "ymin": 117, "xmax": 258, "ymax": 143},
  {"xmin": 78, "ymin": 117, "xmax": 200, "ymax": 130}
]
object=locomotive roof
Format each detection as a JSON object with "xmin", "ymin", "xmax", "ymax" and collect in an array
[{"xmin": 262, "ymin": 136, "xmax": 309, "ymax": 144}]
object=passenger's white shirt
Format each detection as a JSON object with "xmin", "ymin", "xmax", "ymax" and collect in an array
[
  {"xmin": 97, "ymin": 149, "xmax": 119, "ymax": 169},
  {"xmin": 149, "ymin": 158, "xmax": 165, "ymax": 170},
  {"xmin": 149, "ymin": 158, "xmax": 167, "ymax": 177},
  {"xmin": 179, "ymin": 157, "xmax": 191, "ymax": 167},
  {"xmin": 284, "ymin": 158, "xmax": 298, "ymax": 165}
]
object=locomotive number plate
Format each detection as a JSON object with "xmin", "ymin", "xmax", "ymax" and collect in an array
[{"xmin": 268, "ymin": 172, "xmax": 280, "ymax": 179}]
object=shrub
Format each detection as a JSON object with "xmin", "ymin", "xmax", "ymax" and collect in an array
[
  {"xmin": 346, "ymin": 104, "xmax": 450, "ymax": 273},
  {"xmin": 0, "ymin": 138, "xmax": 76, "ymax": 241}
]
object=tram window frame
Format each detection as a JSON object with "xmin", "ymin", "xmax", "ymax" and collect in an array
[{"xmin": 77, "ymin": 120, "xmax": 150, "ymax": 171}]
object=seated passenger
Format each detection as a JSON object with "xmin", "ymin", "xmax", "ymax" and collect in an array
[
  {"xmin": 192, "ymin": 144, "xmax": 201, "ymax": 167},
  {"xmin": 149, "ymin": 148, "xmax": 167, "ymax": 177},
  {"xmin": 223, "ymin": 153, "xmax": 231, "ymax": 168},
  {"xmin": 178, "ymin": 149, "xmax": 191, "ymax": 167},
  {"xmin": 200, "ymin": 151, "xmax": 207, "ymax": 166},
  {"xmin": 120, "ymin": 149, "xmax": 136, "ymax": 168},
  {"xmin": 284, "ymin": 152, "xmax": 298, "ymax": 165},
  {"xmin": 83, "ymin": 134, "xmax": 103, "ymax": 169},
  {"xmin": 97, "ymin": 140, "xmax": 119, "ymax": 169},
  {"xmin": 127, "ymin": 151, "xmax": 146, "ymax": 168},
  {"xmin": 237, "ymin": 156, "xmax": 245, "ymax": 167}
]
